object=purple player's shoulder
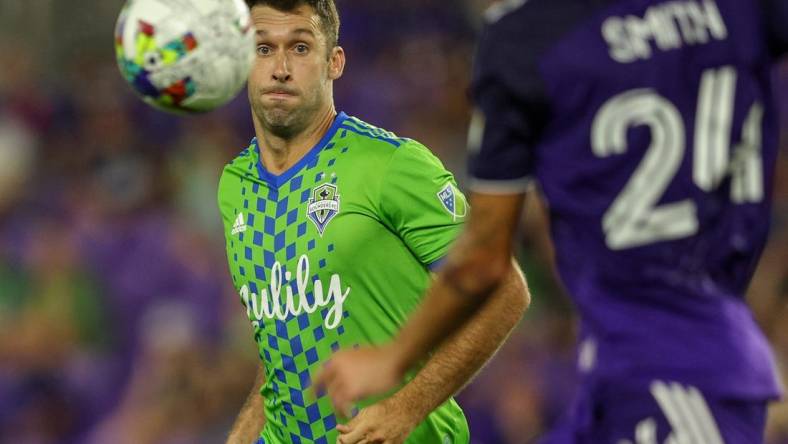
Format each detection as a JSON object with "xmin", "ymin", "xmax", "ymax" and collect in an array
[
  {"xmin": 760, "ymin": 0, "xmax": 788, "ymax": 56},
  {"xmin": 480, "ymin": 0, "xmax": 786, "ymax": 60},
  {"xmin": 474, "ymin": 0, "xmax": 618, "ymax": 97}
]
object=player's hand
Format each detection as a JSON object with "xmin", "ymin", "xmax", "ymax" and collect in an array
[
  {"xmin": 335, "ymin": 398, "xmax": 417, "ymax": 444},
  {"xmin": 313, "ymin": 345, "xmax": 403, "ymax": 418}
]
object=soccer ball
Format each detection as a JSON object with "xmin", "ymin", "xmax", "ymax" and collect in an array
[{"xmin": 114, "ymin": 0, "xmax": 255, "ymax": 114}]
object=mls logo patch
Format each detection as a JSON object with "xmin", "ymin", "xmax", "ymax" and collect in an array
[
  {"xmin": 307, "ymin": 183, "xmax": 340, "ymax": 236},
  {"xmin": 437, "ymin": 183, "xmax": 468, "ymax": 221}
]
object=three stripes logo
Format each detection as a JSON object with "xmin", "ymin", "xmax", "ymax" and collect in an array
[
  {"xmin": 649, "ymin": 381, "xmax": 724, "ymax": 444},
  {"xmin": 232, "ymin": 213, "xmax": 247, "ymax": 235},
  {"xmin": 621, "ymin": 381, "xmax": 724, "ymax": 444}
]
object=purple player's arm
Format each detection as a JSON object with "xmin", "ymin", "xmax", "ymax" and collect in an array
[
  {"xmin": 313, "ymin": 192, "xmax": 526, "ymax": 415},
  {"xmin": 335, "ymin": 258, "xmax": 528, "ymax": 444}
]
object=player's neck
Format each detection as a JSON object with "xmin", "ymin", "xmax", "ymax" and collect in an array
[{"xmin": 257, "ymin": 106, "xmax": 337, "ymax": 175}]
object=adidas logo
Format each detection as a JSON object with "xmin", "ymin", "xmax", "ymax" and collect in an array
[{"xmin": 232, "ymin": 213, "xmax": 247, "ymax": 235}]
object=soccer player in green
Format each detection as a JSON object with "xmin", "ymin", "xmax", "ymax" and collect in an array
[{"xmin": 218, "ymin": 1, "xmax": 529, "ymax": 443}]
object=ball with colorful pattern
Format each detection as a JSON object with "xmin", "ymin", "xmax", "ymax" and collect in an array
[{"xmin": 114, "ymin": 0, "xmax": 255, "ymax": 114}]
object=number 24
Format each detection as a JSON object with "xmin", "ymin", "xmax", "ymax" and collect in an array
[{"xmin": 592, "ymin": 66, "xmax": 764, "ymax": 250}]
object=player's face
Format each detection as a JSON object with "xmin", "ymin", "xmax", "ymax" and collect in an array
[{"xmin": 248, "ymin": 5, "xmax": 344, "ymax": 138}]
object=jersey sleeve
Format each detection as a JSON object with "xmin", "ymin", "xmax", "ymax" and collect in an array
[
  {"xmin": 467, "ymin": 9, "xmax": 551, "ymax": 194},
  {"xmin": 379, "ymin": 142, "xmax": 466, "ymax": 268},
  {"xmin": 761, "ymin": 0, "xmax": 788, "ymax": 56}
]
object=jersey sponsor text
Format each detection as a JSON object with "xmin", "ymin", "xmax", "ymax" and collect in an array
[{"xmin": 239, "ymin": 254, "xmax": 350, "ymax": 330}]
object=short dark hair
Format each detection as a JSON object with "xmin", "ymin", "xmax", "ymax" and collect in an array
[{"xmin": 245, "ymin": 0, "xmax": 340, "ymax": 49}]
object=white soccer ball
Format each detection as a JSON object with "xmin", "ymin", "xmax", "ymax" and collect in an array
[{"xmin": 114, "ymin": 0, "xmax": 255, "ymax": 114}]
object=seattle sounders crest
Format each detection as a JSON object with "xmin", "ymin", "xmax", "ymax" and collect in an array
[{"xmin": 307, "ymin": 183, "xmax": 340, "ymax": 236}]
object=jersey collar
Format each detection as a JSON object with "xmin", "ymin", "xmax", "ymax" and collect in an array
[{"xmin": 254, "ymin": 111, "xmax": 348, "ymax": 189}]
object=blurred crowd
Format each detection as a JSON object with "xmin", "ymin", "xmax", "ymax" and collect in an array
[{"xmin": 0, "ymin": 1, "xmax": 786, "ymax": 443}]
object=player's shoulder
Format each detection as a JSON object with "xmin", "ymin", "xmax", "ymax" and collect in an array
[
  {"xmin": 477, "ymin": 0, "xmax": 619, "ymax": 63},
  {"xmin": 338, "ymin": 115, "xmax": 411, "ymax": 152},
  {"xmin": 480, "ymin": 0, "xmax": 588, "ymax": 38},
  {"xmin": 482, "ymin": 0, "xmax": 540, "ymax": 30},
  {"xmin": 216, "ymin": 141, "xmax": 257, "ymax": 219},
  {"xmin": 390, "ymin": 138, "xmax": 447, "ymax": 173},
  {"xmin": 223, "ymin": 140, "xmax": 256, "ymax": 171},
  {"xmin": 337, "ymin": 115, "xmax": 447, "ymax": 174},
  {"xmin": 482, "ymin": 0, "xmax": 620, "ymax": 29},
  {"xmin": 218, "ymin": 140, "xmax": 256, "ymax": 188},
  {"xmin": 338, "ymin": 115, "xmax": 418, "ymax": 162},
  {"xmin": 475, "ymin": 0, "xmax": 610, "ymax": 93}
]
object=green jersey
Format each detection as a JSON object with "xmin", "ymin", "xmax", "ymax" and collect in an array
[{"xmin": 218, "ymin": 112, "xmax": 470, "ymax": 444}]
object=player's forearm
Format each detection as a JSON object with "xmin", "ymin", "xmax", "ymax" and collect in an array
[
  {"xmin": 392, "ymin": 263, "xmax": 529, "ymax": 421},
  {"xmin": 389, "ymin": 193, "xmax": 526, "ymax": 376},
  {"xmin": 226, "ymin": 365, "xmax": 266, "ymax": 444},
  {"xmin": 388, "ymin": 274, "xmax": 495, "ymax": 380}
]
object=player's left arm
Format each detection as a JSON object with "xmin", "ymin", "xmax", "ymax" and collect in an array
[{"xmin": 336, "ymin": 254, "xmax": 528, "ymax": 444}]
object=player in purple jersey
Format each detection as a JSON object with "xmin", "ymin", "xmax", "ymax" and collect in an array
[{"xmin": 316, "ymin": 0, "xmax": 788, "ymax": 443}]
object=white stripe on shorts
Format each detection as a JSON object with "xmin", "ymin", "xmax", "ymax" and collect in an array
[{"xmin": 649, "ymin": 380, "xmax": 723, "ymax": 444}]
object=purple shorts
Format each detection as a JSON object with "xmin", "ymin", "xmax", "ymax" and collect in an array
[{"xmin": 540, "ymin": 380, "xmax": 768, "ymax": 444}]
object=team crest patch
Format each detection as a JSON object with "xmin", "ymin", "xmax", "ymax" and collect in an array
[
  {"xmin": 308, "ymin": 183, "xmax": 340, "ymax": 236},
  {"xmin": 437, "ymin": 183, "xmax": 468, "ymax": 221}
]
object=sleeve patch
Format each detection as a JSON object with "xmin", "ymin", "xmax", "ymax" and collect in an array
[{"xmin": 437, "ymin": 183, "xmax": 469, "ymax": 221}]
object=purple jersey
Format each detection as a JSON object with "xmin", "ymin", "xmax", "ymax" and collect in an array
[{"xmin": 469, "ymin": 0, "xmax": 787, "ymax": 399}]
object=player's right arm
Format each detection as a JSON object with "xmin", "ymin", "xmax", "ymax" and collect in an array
[{"xmin": 226, "ymin": 363, "xmax": 266, "ymax": 444}]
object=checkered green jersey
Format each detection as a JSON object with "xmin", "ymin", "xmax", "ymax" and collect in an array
[{"xmin": 217, "ymin": 113, "xmax": 470, "ymax": 444}]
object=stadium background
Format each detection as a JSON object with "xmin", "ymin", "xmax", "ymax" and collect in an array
[{"xmin": 0, "ymin": 0, "xmax": 786, "ymax": 442}]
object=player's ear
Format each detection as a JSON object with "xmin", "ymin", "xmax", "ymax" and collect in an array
[{"xmin": 328, "ymin": 46, "xmax": 345, "ymax": 80}]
